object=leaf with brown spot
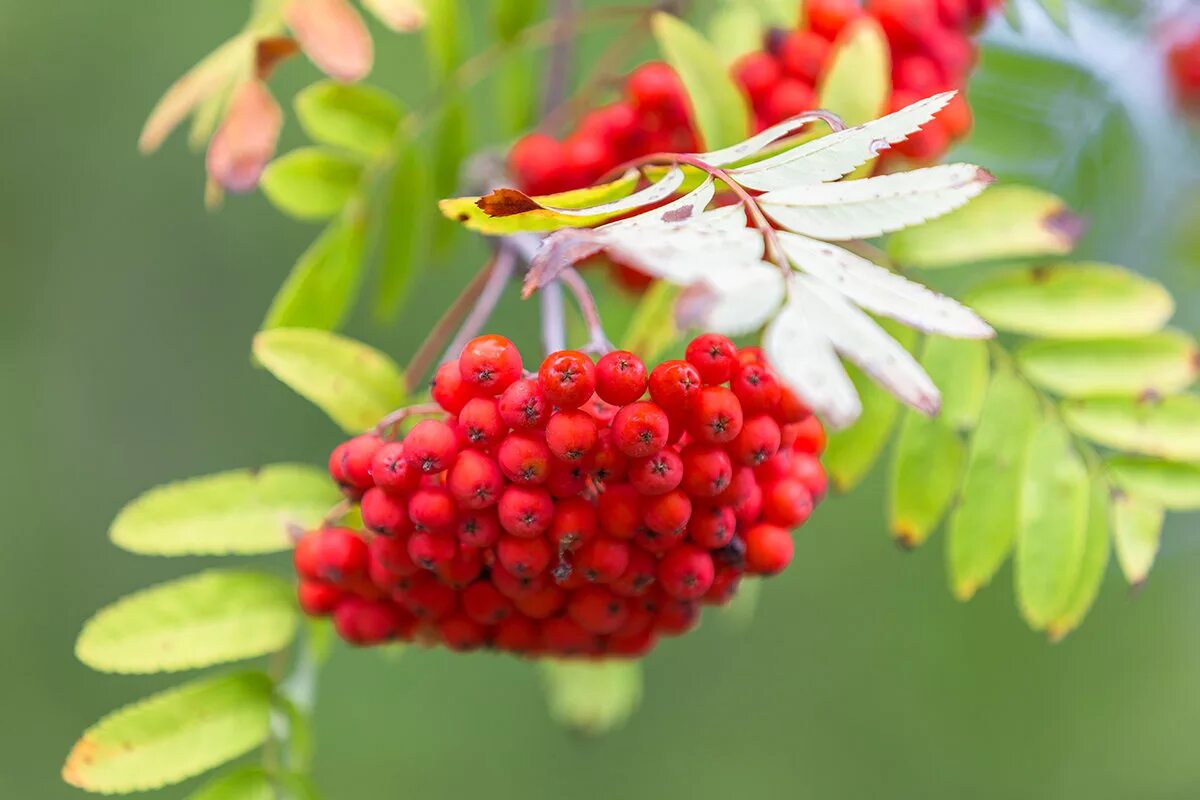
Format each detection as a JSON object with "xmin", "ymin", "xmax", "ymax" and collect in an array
[
  {"xmin": 477, "ymin": 188, "xmax": 542, "ymax": 217},
  {"xmin": 254, "ymin": 36, "xmax": 300, "ymax": 79}
]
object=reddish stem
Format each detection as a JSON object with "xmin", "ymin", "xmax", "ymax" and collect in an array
[{"xmin": 373, "ymin": 402, "xmax": 444, "ymax": 438}]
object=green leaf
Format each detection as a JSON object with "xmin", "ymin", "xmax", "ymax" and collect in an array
[
  {"xmin": 423, "ymin": 0, "xmax": 463, "ymax": 79},
  {"xmin": 1061, "ymin": 395, "xmax": 1200, "ymax": 461},
  {"xmin": 888, "ymin": 412, "xmax": 965, "ymax": 548},
  {"xmin": 110, "ymin": 464, "xmax": 339, "ymax": 556},
  {"xmin": 707, "ymin": 4, "xmax": 764, "ymax": 66},
  {"xmin": 253, "ymin": 328, "xmax": 405, "ymax": 434},
  {"xmin": 77, "ymin": 570, "xmax": 297, "ymax": 675},
  {"xmin": 621, "ymin": 281, "xmax": 681, "ymax": 363},
  {"xmin": 263, "ymin": 210, "xmax": 367, "ymax": 331},
  {"xmin": 964, "ymin": 263, "xmax": 1175, "ymax": 339},
  {"xmin": 1038, "ymin": 0, "xmax": 1069, "ymax": 30},
  {"xmin": 186, "ymin": 766, "xmax": 274, "ymax": 800},
  {"xmin": 717, "ymin": 575, "xmax": 761, "ymax": 629},
  {"xmin": 493, "ymin": 0, "xmax": 540, "ymax": 136},
  {"xmin": 1106, "ymin": 456, "xmax": 1200, "ymax": 510},
  {"xmin": 261, "ymin": 147, "xmax": 363, "ymax": 220},
  {"xmin": 374, "ymin": 140, "xmax": 428, "ymax": 320},
  {"xmin": 757, "ymin": 0, "xmax": 801, "ymax": 28},
  {"xmin": 886, "ymin": 185, "xmax": 1083, "ymax": 269},
  {"xmin": 1016, "ymin": 331, "xmax": 1199, "ymax": 398},
  {"xmin": 921, "ymin": 337, "xmax": 989, "ymax": 431},
  {"xmin": 294, "ymin": 81, "xmax": 403, "ymax": 158},
  {"xmin": 1045, "ymin": 481, "xmax": 1110, "ymax": 642},
  {"xmin": 62, "ymin": 672, "xmax": 274, "ymax": 794},
  {"xmin": 817, "ymin": 17, "xmax": 890, "ymax": 129},
  {"xmin": 1111, "ymin": 491, "xmax": 1164, "ymax": 586},
  {"xmin": 439, "ymin": 171, "xmax": 643, "ymax": 234},
  {"xmin": 947, "ymin": 365, "xmax": 1040, "ymax": 600},
  {"xmin": 1015, "ymin": 420, "xmax": 1090, "ymax": 630},
  {"xmin": 540, "ymin": 659, "xmax": 642, "ymax": 736},
  {"xmin": 651, "ymin": 12, "xmax": 751, "ymax": 148}
]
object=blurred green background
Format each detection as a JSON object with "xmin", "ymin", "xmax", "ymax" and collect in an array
[{"xmin": 3, "ymin": 1, "xmax": 1200, "ymax": 798}]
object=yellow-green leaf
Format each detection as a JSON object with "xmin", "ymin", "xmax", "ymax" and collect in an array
[
  {"xmin": 263, "ymin": 210, "xmax": 367, "ymax": 331},
  {"xmin": 439, "ymin": 171, "xmax": 644, "ymax": 234},
  {"xmin": 186, "ymin": 767, "xmax": 274, "ymax": 800},
  {"xmin": 964, "ymin": 263, "xmax": 1174, "ymax": 339},
  {"xmin": 374, "ymin": 138, "xmax": 428, "ymax": 320},
  {"xmin": 1045, "ymin": 481, "xmax": 1110, "ymax": 642},
  {"xmin": 1015, "ymin": 420, "xmax": 1090, "ymax": 630},
  {"xmin": 77, "ymin": 570, "xmax": 298, "ymax": 674},
  {"xmin": 110, "ymin": 464, "xmax": 338, "ymax": 556},
  {"xmin": 758, "ymin": 0, "xmax": 801, "ymax": 28},
  {"xmin": 294, "ymin": 81, "xmax": 403, "ymax": 157},
  {"xmin": 921, "ymin": 336, "xmax": 989, "ymax": 430},
  {"xmin": 1106, "ymin": 456, "xmax": 1200, "ymax": 510},
  {"xmin": 540, "ymin": 659, "xmax": 642, "ymax": 736},
  {"xmin": 1016, "ymin": 331, "xmax": 1199, "ymax": 398},
  {"xmin": 1061, "ymin": 395, "xmax": 1200, "ymax": 461},
  {"xmin": 62, "ymin": 672, "xmax": 274, "ymax": 794},
  {"xmin": 651, "ymin": 12, "xmax": 751, "ymax": 148},
  {"xmin": 818, "ymin": 17, "xmax": 890, "ymax": 128},
  {"xmin": 261, "ymin": 147, "xmax": 363, "ymax": 220},
  {"xmin": 888, "ymin": 412, "xmax": 965, "ymax": 548},
  {"xmin": 1111, "ymin": 491, "xmax": 1164, "ymax": 586},
  {"xmin": 253, "ymin": 327, "xmax": 405, "ymax": 434},
  {"xmin": 708, "ymin": 4, "xmax": 765, "ymax": 66},
  {"xmin": 947, "ymin": 365, "xmax": 1040, "ymax": 600},
  {"xmin": 621, "ymin": 281, "xmax": 681, "ymax": 363},
  {"xmin": 887, "ymin": 185, "xmax": 1083, "ymax": 269}
]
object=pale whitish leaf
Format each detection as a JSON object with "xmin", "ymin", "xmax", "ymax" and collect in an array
[
  {"xmin": 76, "ymin": 570, "xmax": 297, "ymax": 675},
  {"xmin": 540, "ymin": 659, "xmax": 642, "ymax": 735},
  {"xmin": 794, "ymin": 275, "xmax": 941, "ymax": 420},
  {"xmin": 1016, "ymin": 420, "xmax": 1090, "ymax": 631},
  {"xmin": 294, "ymin": 81, "xmax": 403, "ymax": 157},
  {"xmin": 760, "ymin": 163, "xmax": 994, "ymax": 241},
  {"xmin": 1061, "ymin": 395, "xmax": 1200, "ymax": 461},
  {"xmin": 778, "ymin": 232, "xmax": 994, "ymax": 339},
  {"xmin": 676, "ymin": 260, "xmax": 785, "ymax": 337},
  {"xmin": 1106, "ymin": 457, "xmax": 1200, "ymax": 511},
  {"xmin": 1016, "ymin": 331, "xmax": 1199, "ymax": 398},
  {"xmin": 696, "ymin": 109, "xmax": 842, "ymax": 168},
  {"xmin": 252, "ymin": 328, "xmax": 406, "ymax": 434},
  {"xmin": 1111, "ymin": 491, "xmax": 1164, "ymax": 586},
  {"xmin": 110, "ymin": 465, "xmax": 339, "ymax": 556},
  {"xmin": 62, "ymin": 672, "xmax": 274, "ymax": 794},
  {"xmin": 764, "ymin": 292, "xmax": 860, "ymax": 429},
  {"xmin": 1046, "ymin": 482, "xmax": 1110, "ymax": 642},
  {"xmin": 260, "ymin": 147, "xmax": 362, "ymax": 220},
  {"xmin": 730, "ymin": 93, "xmax": 955, "ymax": 190},
  {"xmin": 889, "ymin": 412, "xmax": 965, "ymax": 548},
  {"xmin": 604, "ymin": 178, "xmax": 717, "ymax": 229},
  {"xmin": 947, "ymin": 365, "xmax": 1041, "ymax": 600},
  {"xmin": 651, "ymin": 12, "xmax": 751, "ymax": 148},
  {"xmin": 920, "ymin": 337, "xmax": 989, "ymax": 431},
  {"xmin": 263, "ymin": 211, "xmax": 367, "ymax": 331}
]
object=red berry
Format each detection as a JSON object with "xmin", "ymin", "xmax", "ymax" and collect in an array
[
  {"xmin": 785, "ymin": 415, "xmax": 826, "ymax": 454},
  {"xmin": 456, "ymin": 397, "xmax": 507, "ymax": 449},
  {"xmin": 734, "ymin": 52, "xmax": 784, "ymax": 105},
  {"xmin": 590, "ymin": 430, "xmax": 629, "ymax": 485},
  {"xmin": 293, "ymin": 532, "xmax": 323, "ymax": 581},
  {"xmin": 648, "ymin": 360, "xmax": 702, "ymax": 416},
  {"xmin": 744, "ymin": 523, "xmax": 794, "ymax": 575},
  {"xmin": 361, "ymin": 487, "xmax": 412, "ymax": 536},
  {"xmin": 779, "ymin": 31, "xmax": 831, "ymax": 82},
  {"xmin": 493, "ymin": 614, "xmax": 541, "ymax": 654},
  {"xmin": 689, "ymin": 504, "xmax": 737, "ymax": 549},
  {"xmin": 463, "ymin": 581, "xmax": 514, "ymax": 625},
  {"xmin": 774, "ymin": 387, "xmax": 812, "ymax": 424},
  {"xmin": 791, "ymin": 453, "xmax": 828, "ymax": 501},
  {"xmin": 439, "ymin": 613, "xmax": 488, "ymax": 651},
  {"xmin": 403, "ymin": 420, "xmax": 458, "ymax": 474},
  {"xmin": 431, "ymin": 360, "xmax": 474, "ymax": 414},
  {"xmin": 541, "ymin": 616, "xmax": 598, "ymax": 656},
  {"xmin": 497, "ymin": 534, "xmax": 552, "ymax": 577},
  {"xmin": 807, "ymin": 0, "xmax": 862, "ymax": 39},
  {"xmin": 459, "ymin": 334, "xmax": 523, "ymax": 395},
  {"xmin": 512, "ymin": 582, "xmax": 565, "ymax": 619},
  {"xmin": 763, "ymin": 479, "xmax": 815, "ymax": 527},
  {"xmin": 642, "ymin": 488, "xmax": 693, "ymax": 538},
  {"xmin": 546, "ymin": 458, "xmax": 590, "ymax": 498},
  {"xmin": 729, "ymin": 414, "xmax": 782, "ymax": 466},
  {"xmin": 549, "ymin": 496, "xmax": 598, "ymax": 552},
  {"xmin": 704, "ymin": 564, "xmax": 742, "ymax": 605},
  {"xmin": 562, "ymin": 133, "xmax": 610, "ymax": 187},
  {"xmin": 611, "ymin": 401, "xmax": 671, "ymax": 458},
  {"xmin": 368, "ymin": 533, "xmax": 419, "ymax": 582},
  {"xmin": 597, "ymin": 482, "xmax": 643, "ymax": 539},
  {"xmin": 538, "ymin": 350, "xmax": 596, "ymax": 409},
  {"xmin": 568, "ymin": 585, "xmax": 630, "ymax": 634},
  {"xmin": 628, "ymin": 449, "xmax": 684, "ymax": 496},
  {"xmin": 610, "ymin": 547, "xmax": 658, "ymax": 598},
  {"xmin": 408, "ymin": 486, "xmax": 457, "ymax": 531},
  {"xmin": 509, "ymin": 132, "xmax": 566, "ymax": 195},
  {"xmin": 435, "ymin": 545, "xmax": 484, "ymax": 587},
  {"xmin": 333, "ymin": 435, "xmax": 383, "ymax": 497},
  {"xmin": 498, "ymin": 484, "xmax": 555, "ymax": 537},
  {"xmin": 940, "ymin": 92, "xmax": 974, "ymax": 139},
  {"xmin": 734, "ymin": 482, "xmax": 765, "ymax": 527},
  {"xmin": 575, "ymin": 536, "xmax": 632, "ymax": 583},
  {"xmin": 298, "ymin": 580, "xmax": 342, "ymax": 615},
  {"xmin": 545, "ymin": 409, "xmax": 599, "ymax": 462},
  {"xmin": 764, "ymin": 78, "xmax": 816, "ymax": 124},
  {"xmin": 313, "ymin": 528, "xmax": 368, "ymax": 586},
  {"xmin": 658, "ymin": 545, "xmax": 715, "ymax": 600},
  {"xmin": 679, "ymin": 443, "xmax": 734, "ymax": 498},
  {"xmin": 894, "ymin": 117, "xmax": 950, "ymax": 162},
  {"xmin": 455, "ymin": 508, "xmax": 501, "ymax": 548},
  {"xmin": 688, "ymin": 385, "xmax": 744, "ymax": 444},
  {"xmin": 595, "ymin": 350, "xmax": 649, "ymax": 405},
  {"xmin": 401, "ymin": 572, "xmax": 458, "ymax": 620},
  {"xmin": 446, "ymin": 450, "xmax": 504, "ymax": 509},
  {"xmin": 717, "ymin": 465, "xmax": 758, "ymax": 507},
  {"xmin": 654, "ymin": 595, "xmax": 700, "ymax": 636},
  {"xmin": 370, "ymin": 441, "xmax": 419, "ymax": 496},
  {"xmin": 498, "ymin": 378, "xmax": 551, "ymax": 429},
  {"xmin": 334, "ymin": 597, "xmax": 401, "ymax": 645},
  {"xmin": 869, "ymin": 0, "xmax": 939, "ymax": 49},
  {"xmin": 579, "ymin": 102, "xmax": 639, "ymax": 154},
  {"xmin": 685, "ymin": 334, "xmax": 739, "ymax": 385},
  {"xmin": 407, "ymin": 530, "xmax": 457, "ymax": 570},
  {"xmin": 497, "ymin": 431, "xmax": 553, "ymax": 484},
  {"xmin": 626, "ymin": 62, "xmax": 687, "ymax": 117}
]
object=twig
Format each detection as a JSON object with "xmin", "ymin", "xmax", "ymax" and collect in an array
[
  {"xmin": 404, "ymin": 256, "xmax": 497, "ymax": 393},
  {"xmin": 559, "ymin": 267, "xmax": 614, "ymax": 354},
  {"xmin": 440, "ymin": 244, "xmax": 519, "ymax": 364},
  {"xmin": 319, "ymin": 499, "xmax": 351, "ymax": 529},
  {"xmin": 373, "ymin": 402, "xmax": 444, "ymax": 437},
  {"xmin": 540, "ymin": 0, "xmax": 580, "ymax": 120}
]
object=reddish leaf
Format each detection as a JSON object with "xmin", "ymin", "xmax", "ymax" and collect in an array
[
  {"xmin": 285, "ymin": 0, "xmax": 374, "ymax": 83},
  {"xmin": 205, "ymin": 80, "xmax": 283, "ymax": 193},
  {"xmin": 362, "ymin": 0, "xmax": 427, "ymax": 31},
  {"xmin": 476, "ymin": 188, "xmax": 542, "ymax": 217}
]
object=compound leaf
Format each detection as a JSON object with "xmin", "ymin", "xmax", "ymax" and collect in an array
[
  {"xmin": 1106, "ymin": 457, "xmax": 1200, "ymax": 511},
  {"xmin": 889, "ymin": 412, "xmax": 964, "ymax": 548},
  {"xmin": 1016, "ymin": 331, "xmax": 1199, "ymax": 398},
  {"xmin": 1062, "ymin": 395, "xmax": 1200, "ymax": 461}
]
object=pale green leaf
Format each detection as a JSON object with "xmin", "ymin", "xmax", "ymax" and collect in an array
[
  {"xmin": 110, "ymin": 464, "xmax": 339, "ymax": 556},
  {"xmin": 253, "ymin": 328, "xmax": 405, "ymax": 433},
  {"xmin": 920, "ymin": 337, "xmax": 989, "ymax": 430},
  {"xmin": 439, "ymin": 171, "xmax": 643, "ymax": 234},
  {"xmin": 294, "ymin": 81, "xmax": 403, "ymax": 157},
  {"xmin": 758, "ymin": 0, "xmax": 801, "ymax": 28},
  {"xmin": 718, "ymin": 575, "xmax": 761, "ymax": 629},
  {"xmin": 947, "ymin": 365, "xmax": 1040, "ymax": 600},
  {"xmin": 1016, "ymin": 331, "xmax": 1199, "ymax": 398},
  {"xmin": 263, "ymin": 211, "xmax": 367, "ymax": 331},
  {"xmin": 817, "ymin": 16, "xmax": 890, "ymax": 131},
  {"xmin": 1111, "ymin": 491, "xmax": 1164, "ymax": 586},
  {"xmin": 493, "ymin": 0, "xmax": 540, "ymax": 136},
  {"xmin": 261, "ymin": 147, "xmax": 362, "ymax": 220},
  {"xmin": 964, "ymin": 263, "xmax": 1175, "ymax": 339},
  {"xmin": 708, "ymin": 4, "xmax": 764, "ymax": 66},
  {"xmin": 887, "ymin": 185, "xmax": 1083, "ymax": 269},
  {"xmin": 822, "ymin": 368, "xmax": 899, "ymax": 492},
  {"xmin": 1106, "ymin": 457, "xmax": 1200, "ymax": 511},
  {"xmin": 62, "ymin": 672, "xmax": 274, "ymax": 794},
  {"xmin": 1062, "ymin": 395, "xmax": 1200, "ymax": 461},
  {"xmin": 423, "ymin": 0, "xmax": 462, "ymax": 79},
  {"xmin": 1046, "ymin": 481, "xmax": 1110, "ymax": 642},
  {"xmin": 374, "ymin": 140, "xmax": 428, "ymax": 320},
  {"xmin": 651, "ymin": 12, "xmax": 751, "ymax": 148},
  {"xmin": 185, "ymin": 766, "xmax": 273, "ymax": 800},
  {"xmin": 540, "ymin": 659, "xmax": 642, "ymax": 736},
  {"xmin": 888, "ymin": 412, "xmax": 964, "ymax": 548},
  {"xmin": 621, "ymin": 281, "xmax": 681, "ymax": 364},
  {"xmin": 77, "ymin": 570, "xmax": 297, "ymax": 674},
  {"xmin": 1015, "ymin": 420, "xmax": 1090, "ymax": 630}
]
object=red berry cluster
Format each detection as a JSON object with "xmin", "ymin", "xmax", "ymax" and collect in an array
[
  {"xmin": 1167, "ymin": 25, "xmax": 1200, "ymax": 114},
  {"xmin": 509, "ymin": 0, "xmax": 1001, "ymax": 198},
  {"xmin": 294, "ymin": 333, "xmax": 827, "ymax": 658}
]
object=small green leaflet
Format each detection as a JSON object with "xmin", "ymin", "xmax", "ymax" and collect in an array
[
  {"xmin": 1061, "ymin": 395, "xmax": 1200, "ymax": 461},
  {"xmin": 540, "ymin": 659, "xmax": 643, "ymax": 736},
  {"xmin": 253, "ymin": 328, "xmax": 406, "ymax": 434},
  {"xmin": 757, "ymin": 0, "xmax": 801, "ymax": 28},
  {"xmin": 185, "ymin": 766, "xmax": 275, "ymax": 800},
  {"xmin": 62, "ymin": 672, "xmax": 274, "ymax": 794},
  {"xmin": 707, "ymin": 3, "xmax": 764, "ymax": 66},
  {"xmin": 110, "ymin": 464, "xmax": 339, "ymax": 556},
  {"xmin": 294, "ymin": 81, "xmax": 403, "ymax": 158},
  {"xmin": 621, "ymin": 281, "xmax": 681, "ymax": 364},
  {"xmin": 374, "ymin": 139, "xmax": 429, "ymax": 320},
  {"xmin": 822, "ymin": 367, "xmax": 899, "ymax": 492},
  {"xmin": 261, "ymin": 147, "xmax": 363, "ymax": 220},
  {"xmin": 887, "ymin": 185, "xmax": 1084, "ymax": 269},
  {"xmin": 964, "ymin": 263, "xmax": 1174, "ymax": 339},
  {"xmin": 1111, "ymin": 491, "xmax": 1165, "ymax": 586},
  {"xmin": 1017, "ymin": 331, "xmax": 1199, "ymax": 399},
  {"xmin": 1045, "ymin": 482, "xmax": 1110, "ymax": 642},
  {"xmin": 920, "ymin": 336, "xmax": 989, "ymax": 431},
  {"xmin": 888, "ymin": 411, "xmax": 964, "ymax": 548},
  {"xmin": 1106, "ymin": 457, "xmax": 1200, "ymax": 511},
  {"xmin": 651, "ymin": 12, "xmax": 751, "ymax": 149},
  {"xmin": 76, "ymin": 570, "xmax": 297, "ymax": 674},
  {"xmin": 817, "ymin": 16, "xmax": 890, "ymax": 130},
  {"xmin": 1015, "ymin": 420, "xmax": 1090, "ymax": 631},
  {"xmin": 263, "ymin": 208, "xmax": 368, "ymax": 331}
]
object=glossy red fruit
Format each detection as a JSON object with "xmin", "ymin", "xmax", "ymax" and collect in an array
[
  {"xmin": 763, "ymin": 479, "xmax": 815, "ymax": 527},
  {"xmin": 333, "ymin": 435, "xmax": 383, "ymax": 496},
  {"xmin": 626, "ymin": 62, "xmax": 686, "ymax": 116},
  {"xmin": 595, "ymin": 350, "xmax": 648, "ymax": 405},
  {"xmin": 457, "ymin": 397, "xmax": 507, "ymax": 450},
  {"xmin": 590, "ymin": 429, "xmax": 629, "ymax": 485},
  {"xmin": 493, "ymin": 614, "xmax": 541, "ymax": 653},
  {"xmin": 779, "ymin": 30, "xmax": 831, "ymax": 82},
  {"xmin": 459, "ymin": 334, "xmax": 523, "ymax": 395},
  {"xmin": 786, "ymin": 415, "xmax": 827, "ymax": 454},
  {"xmin": 791, "ymin": 453, "xmax": 829, "ymax": 501},
  {"xmin": 509, "ymin": 132, "xmax": 566, "ymax": 196},
  {"xmin": 685, "ymin": 333, "xmax": 739, "ymax": 385},
  {"xmin": 403, "ymin": 420, "xmax": 458, "ymax": 474},
  {"xmin": 455, "ymin": 508, "xmax": 501, "ymax": 548},
  {"xmin": 314, "ymin": 528, "xmax": 368, "ymax": 585},
  {"xmin": 658, "ymin": 545, "xmax": 715, "ymax": 600},
  {"xmin": 688, "ymin": 386, "xmax": 744, "ymax": 444},
  {"xmin": 541, "ymin": 616, "xmax": 598, "ymax": 656},
  {"xmin": 361, "ymin": 487, "xmax": 412, "ymax": 536},
  {"xmin": 498, "ymin": 378, "xmax": 551, "ymax": 430},
  {"xmin": 498, "ymin": 484, "xmax": 555, "ymax": 537},
  {"xmin": 538, "ymin": 350, "xmax": 596, "ymax": 409},
  {"xmin": 893, "ymin": 54, "xmax": 943, "ymax": 95},
  {"xmin": 439, "ymin": 613, "xmax": 488, "ymax": 651},
  {"xmin": 545, "ymin": 409, "xmax": 599, "ymax": 462},
  {"xmin": 562, "ymin": 133, "xmax": 610, "ymax": 187},
  {"xmin": 597, "ymin": 482, "xmax": 643, "ymax": 539},
  {"xmin": 807, "ymin": 0, "xmax": 863, "ymax": 39},
  {"xmin": 628, "ymin": 449, "xmax": 684, "ymax": 496},
  {"xmin": 689, "ymin": 504, "xmax": 737, "ymax": 549},
  {"xmin": 774, "ymin": 387, "xmax": 812, "ymax": 425},
  {"xmin": 642, "ymin": 488, "xmax": 693, "ymax": 538},
  {"xmin": 648, "ymin": 360, "xmax": 702, "ymax": 417},
  {"xmin": 568, "ymin": 585, "xmax": 630, "ymax": 635},
  {"xmin": 298, "ymin": 580, "xmax": 342, "ymax": 615},
  {"xmin": 370, "ymin": 441, "xmax": 419, "ymax": 496},
  {"xmin": 407, "ymin": 530, "xmax": 457, "ymax": 570},
  {"xmin": 869, "ymin": 0, "xmax": 940, "ymax": 50},
  {"xmin": 497, "ymin": 431, "xmax": 553, "ymax": 484},
  {"xmin": 744, "ymin": 523, "xmax": 794, "ymax": 575},
  {"xmin": 940, "ymin": 92, "xmax": 974, "ymax": 138},
  {"xmin": 764, "ymin": 78, "xmax": 816, "ymax": 124},
  {"xmin": 679, "ymin": 443, "xmax": 734, "ymax": 498},
  {"xmin": 497, "ymin": 534, "xmax": 552, "ymax": 577},
  {"xmin": 431, "ymin": 360, "xmax": 474, "ymax": 414},
  {"xmin": 408, "ymin": 486, "xmax": 457, "ymax": 530},
  {"xmin": 462, "ymin": 581, "xmax": 514, "ymax": 625},
  {"xmin": 434, "ymin": 545, "xmax": 484, "ymax": 588},
  {"xmin": 549, "ymin": 496, "xmax": 598, "ymax": 552},
  {"xmin": 610, "ymin": 547, "xmax": 658, "ymax": 598},
  {"xmin": 730, "ymin": 414, "xmax": 782, "ymax": 466},
  {"xmin": 575, "ymin": 536, "xmax": 632, "ymax": 583},
  {"xmin": 446, "ymin": 449, "xmax": 504, "ymax": 510},
  {"xmin": 546, "ymin": 458, "xmax": 590, "ymax": 498},
  {"xmin": 734, "ymin": 52, "xmax": 784, "ymax": 104},
  {"xmin": 731, "ymin": 362, "xmax": 782, "ymax": 415}
]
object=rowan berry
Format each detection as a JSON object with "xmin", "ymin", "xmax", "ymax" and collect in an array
[
  {"xmin": 628, "ymin": 449, "xmax": 684, "ymax": 496},
  {"xmin": 407, "ymin": 530, "xmax": 457, "ymax": 570},
  {"xmin": 734, "ymin": 52, "xmax": 784, "ymax": 105},
  {"xmin": 688, "ymin": 386, "xmax": 744, "ymax": 444},
  {"xmin": 293, "ymin": 531, "xmax": 323, "ymax": 581},
  {"xmin": 509, "ymin": 132, "xmax": 566, "ymax": 196},
  {"xmin": 689, "ymin": 504, "xmax": 737, "ymax": 549},
  {"xmin": 704, "ymin": 565, "xmax": 741, "ymax": 605},
  {"xmin": 774, "ymin": 387, "xmax": 812, "ymax": 424},
  {"xmin": 370, "ymin": 441, "xmax": 419, "ymax": 496},
  {"xmin": 298, "ymin": 580, "xmax": 342, "ymax": 615},
  {"xmin": 563, "ymin": 133, "xmax": 609, "ymax": 187},
  {"xmin": 463, "ymin": 581, "xmax": 514, "ymax": 625},
  {"xmin": 546, "ymin": 458, "xmax": 590, "ymax": 498},
  {"xmin": 498, "ymin": 484, "xmax": 555, "ymax": 537},
  {"xmin": 401, "ymin": 572, "xmax": 458, "ymax": 620},
  {"xmin": 595, "ymin": 350, "xmax": 649, "ymax": 405},
  {"xmin": 331, "ymin": 435, "xmax": 383, "ymax": 497},
  {"xmin": 658, "ymin": 545, "xmax": 715, "ymax": 600},
  {"xmin": 791, "ymin": 453, "xmax": 828, "ymax": 501},
  {"xmin": 431, "ymin": 360, "xmax": 473, "ymax": 414},
  {"xmin": 313, "ymin": 527, "xmax": 368, "ymax": 585},
  {"xmin": 457, "ymin": 397, "xmax": 507, "ymax": 450},
  {"xmin": 548, "ymin": 496, "xmax": 598, "ymax": 552},
  {"xmin": 538, "ymin": 350, "xmax": 596, "ymax": 408},
  {"xmin": 545, "ymin": 409, "xmax": 599, "ymax": 462},
  {"xmin": 785, "ymin": 414, "xmax": 826, "ymax": 454},
  {"xmin": 626, "ymin": 62, "xmax": 686, "ymax": 116},
  {"xmin": 894, "ymin": 54, "xmax": 943, "ymax": 95},
  {"xmin": 734, "ymin": 482, "xmax": 765, "ymax": 527},
  {"xmin": 455, "ymin": 508, "xmax": 501, "ymax": 549},
  {"xmin": 439, "ymin": 613, "xmax": 488, "ymax": 651},
  {"xmin": 493, "ymin": 614, "xmax": 541, "ymax": 653},
  {"xmin": 731, "ymin": 362, "xmax": 782, "ymax": 416},
  {"xmin": 445, "ymin": 450, "xmax": 503, "ymax": 510},
  {"xmin": 568, "ymin": 585, "xmax": 630, "ymax": 634},
  {"xmin": 869, "ymin": 0, "xmax": 939, "ymax": 50},
  {"xmin": 597, "ymin": 482, "xmax": 643, "ymax": 539},
  {"xmin": 404, "ymin": 420, "xmax": 458, "ymax": 474},
  {"xmin": 369, "ymin": 533, "xmax": 419, "ymax": 581},
  {"xmin": 498, "ymin": 378, "xmax": 551, "ymax": 430},
  {"xmin": 940, "ymin": 92, "xmax": 974, "ymax": 138},
  {"xmin": 780, "ymin": 30, "xmax": 831, "ymax": 82},
  {"xmin": 361, "ymin": 487, "xmax": 412, "ymax": 537},
  {"xmin": 408, "ymin": 486, "xmax": 457, "ymax": 531},
  {"xmin": 744, "ymin": 523, "xmax": 795, "ymax": 575},
  {"xmin": 575, "ymin": 536, "xmax": 632, "ymax": 583},
  {"xmin": 654, "ymin": 595, "xmax": 700, "ymax": 636},
  {"xmin": 491, "ymin": 565, "xmax": 547, "ymax": 600},
  {"xmin": 729, "ymin": 414, "xmax": 782, "ymax": 466},
  {"xmin": 642, "ymin": 488, "xmax": 693, "ymax": 538},
  {"xmin": 579, "ymin": 102, "xmax": 639, "ymax": 153},
  {"xmin": 334, "ymin": 597, "xmax": 400, "ymax": 645},
  {"xmin": 590, "ymin": 430, "xmax": 629, "ymax": 485},
  {"xmin": 459, "ymin": 334, "xmax": 523, "ymax": 394},
  {"xmin": 765, "ymin": 78, "xmax": 816, "ymax": 124},
  {"xmin": 685, "ymin": 333, "xmax": 738, "ymax": 385},
  {"xmin": 611, "ymin": 401, "xmax": 670, "ymax": 457},
  {"xmin": 715, "ymin": 465, "xmax": 757, "ymax": 507},
  {"xmin": 680, "ymin": 443, "xmax": 734, "ymax": 498},
  {"xmin": 607, "ymin": 627, "xmax": 658, "ymax": 657},
  {"xmin": 541, "ymin": 616, "xmax": 598, "ymax": 656},
  {"xmin": 513, "ymin": 582, "xmax": 565, "ymax": 619},
  {"xmin": 648, "ymin": 360, "xmax": 702, "ymax": 416},
  {"xmin": 497, "ymin": 431, "xmax": 553, "ymax": 484},
  {"xmin": 435, "ymin": 545, "xmax": 484, "ymax": 587},
  {"xmin": 497, "ymin": 533, "xmax": 552, "ymax": 577},
  {"xmin": 807, "ymin": 0, "xmax": 862, "ymax": 39},
  {"xmin": 610, "ymin": 547, "xmax": 658, "ymax": 598},
  {"xmin": 894, "ymin": 118, "xmax": 950, "ymax": 163}
]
